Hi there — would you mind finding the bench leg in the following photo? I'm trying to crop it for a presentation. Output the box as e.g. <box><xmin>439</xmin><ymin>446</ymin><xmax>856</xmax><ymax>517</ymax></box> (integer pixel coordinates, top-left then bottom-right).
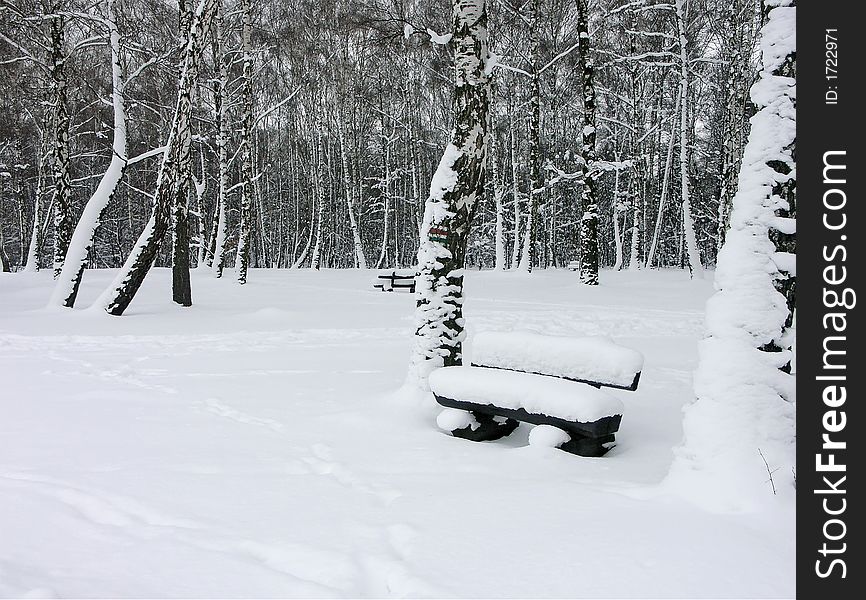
<box><xmin>557</xmin><ymin>433</ymin><xmax>616</xmax><ymax>457</ymax></box>
<box><xmin>449</xmin><ymin>412</ymin><xmax>519</xmax><ymax>442</ymax></box>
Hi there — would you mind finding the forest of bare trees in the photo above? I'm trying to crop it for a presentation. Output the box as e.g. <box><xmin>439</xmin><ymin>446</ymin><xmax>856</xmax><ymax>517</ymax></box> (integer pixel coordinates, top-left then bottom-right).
<box><xmin>1</xmin><ymin>0</ymin><xmax>763</xmax><ymax>293</ymax></box>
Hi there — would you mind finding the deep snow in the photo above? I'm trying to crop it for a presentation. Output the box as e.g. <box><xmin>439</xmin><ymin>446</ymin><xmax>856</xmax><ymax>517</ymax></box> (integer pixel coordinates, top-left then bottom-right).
<box><xmin>0</xmin><ymin>268</ymin><xmax>794</xmax><ymax>598</ymax></box>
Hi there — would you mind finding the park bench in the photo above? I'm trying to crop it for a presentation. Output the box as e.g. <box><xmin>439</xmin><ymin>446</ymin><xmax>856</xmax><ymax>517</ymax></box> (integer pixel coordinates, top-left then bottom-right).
<box><xmin>373</xmin><ymin>268</ymin><xmax>417</xmax><ymax>293</ymax></box>
<box><xmin>429</xmin><ymin>331</ymin><xmax>644</xmax><ymax>457</ymax></box>
<box><xmin>566</xmin><ymin>260</ymin><xmax>580</xmax><ymax>271</ymax></box>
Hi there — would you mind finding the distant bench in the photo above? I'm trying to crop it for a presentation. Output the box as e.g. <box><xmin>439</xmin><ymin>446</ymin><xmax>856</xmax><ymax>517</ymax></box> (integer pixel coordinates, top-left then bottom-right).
<box><xmin>429</xmin><ymin>332</ymin><xmax>644</xmax><ymax>457</ymax></box>
<box><xmin>373</xmin><ymin>269</ymin><xmax>417</xmax><ymax>293</ymax></box>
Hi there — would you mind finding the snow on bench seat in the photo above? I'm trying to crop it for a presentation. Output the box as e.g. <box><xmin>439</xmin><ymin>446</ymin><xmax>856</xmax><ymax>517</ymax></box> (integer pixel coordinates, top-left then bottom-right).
<box><xmin>429</xmin><ymin>366</ymin><xmax>624</xmax><ymax>424</ymax></box>
<box><xmin>471</xmin><ymin>331</ymin><xmax>644</xmax><ymax>390</ymax></box>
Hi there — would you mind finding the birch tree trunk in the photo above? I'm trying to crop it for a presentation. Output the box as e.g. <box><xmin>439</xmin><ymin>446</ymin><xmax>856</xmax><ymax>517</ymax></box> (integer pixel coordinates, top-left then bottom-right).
<box><xmin>171</xmin><ymin>0</ymin><xmax>195</xmax><ymax>305</ymax></box>
<box><xmin>236</xmin><ymin>0</ymin><xmax>255</xmax><ymax>284</ymax></box>
<box><xmin>24</xmin><ymin>149</ymin><xmax>46</xmax><ymax>272</ymax></box>
<box><xmin>577</xmin><ymin>0</ymin><xmax>599</xmax><ymax>285</ymax></box>
<box><xmin>508</xmin><ymin>101</ymin><xmax>522</xmax><ymax>269</ymax></box>
<box><xmin>50</xmin><ymin>0</ymin><xmax>128</xmax><ymax>308</ymax></box>
<box><xmin>193</xmin><ymin>151</ymin><xmax>207</xmax><ymax>267</ymax></box>
<box><xmin>612</xmin><ymin>160</ymin><xmax>623</xmax><ymax>271</ymax></box>
<box><xmin>518</xmin><ymin>0</ymin><xmax>541</xmax><ymax>273</ymax></box>
<box><xmin>49</xmin><ymin>12</ymin><xmax>72</xmax><ymax>279</ymax></box>
<box><xmin>409</xmin><ymin>0</ymin><xmax>490</xmax><ymax>389</ymax></box>
<box><xmin>211</xmin><ymin>0</ymin><xmax>229</xmax><ymax>278</ymax></box>
<box><xmin>490</xmin><ymin>125</ymin><xmax>505</xmax><ymax>270</ymax></box>
<box><xmin>338</xmin><ymin>117</ymin><xmax>367</xmax><ymax>269</ymax></box>
<box><xmin>376</xmin><ymin>114</ymin><xmax>390</xmax><ymax>269</ymax></box>
<box><xmin>675</xmin><ymin>0</ymin><xmax>702</xmax><ymax>278</ymax></box>
<box><xmin>310</xmin><ymin>116</ymin><xmax>325</xmax><ymax>271</ymax></box>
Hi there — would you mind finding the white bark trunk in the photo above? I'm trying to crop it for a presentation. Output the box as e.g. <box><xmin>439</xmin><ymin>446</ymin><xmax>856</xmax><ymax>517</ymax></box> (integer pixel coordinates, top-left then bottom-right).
<box><xmin>49</xmin><ymin>0</ymin><xmax>127</xmax><ymax>307</ymax></box>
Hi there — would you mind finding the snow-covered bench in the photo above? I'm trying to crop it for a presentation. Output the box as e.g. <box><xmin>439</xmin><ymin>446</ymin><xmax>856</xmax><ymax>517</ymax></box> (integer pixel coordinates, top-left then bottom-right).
<box><xmin>373</xmin><ymin>268</ymin><xmax>417</xmax><ymax>293</ymax></box>
<box><xmin>429</xmin><ymin>332</ymin><xmax>644</xmax><ymax>457</ymax></box>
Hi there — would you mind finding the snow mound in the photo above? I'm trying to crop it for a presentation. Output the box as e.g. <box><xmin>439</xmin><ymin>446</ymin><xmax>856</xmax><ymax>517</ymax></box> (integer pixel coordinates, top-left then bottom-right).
<box><xmin>471</xmin><ymin>331</ymin><xmax>643</xmax><ymax>388</ymax></box>
<box><xmin>528</xmin><ymin>425</ymin><xmax>571</xmax><ymax>448</ymax></box>
<box><xmin>429</xmin><ymin>366</ymin><xmax>623</xmax><ymax>422</ymax></box>
<box><xmin>436</xmin><ymin>408</ymin><xmax>479</xmax><ymax>432</ymax></box>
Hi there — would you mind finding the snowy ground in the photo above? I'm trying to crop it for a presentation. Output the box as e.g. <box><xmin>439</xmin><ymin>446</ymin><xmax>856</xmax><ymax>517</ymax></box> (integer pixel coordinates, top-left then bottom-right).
<box><xmin>0</xmin><ymin>268</ymin><xmax>794</xmax><ymax>598</ymax></box>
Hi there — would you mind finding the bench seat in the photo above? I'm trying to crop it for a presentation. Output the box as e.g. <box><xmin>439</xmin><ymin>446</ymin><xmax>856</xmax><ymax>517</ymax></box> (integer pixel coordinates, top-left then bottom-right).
<box><xmin>471</xmin><ymin>332</ymin><xmax>643</xmax><ymax>390</ymax></box>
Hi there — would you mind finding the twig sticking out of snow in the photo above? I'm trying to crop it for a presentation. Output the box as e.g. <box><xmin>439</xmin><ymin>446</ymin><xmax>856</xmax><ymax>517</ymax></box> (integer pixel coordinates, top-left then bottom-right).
<box><xmin>758</xmin><ymin>448</ymin><xmax>780</xmax><ymax>496</ymax></box>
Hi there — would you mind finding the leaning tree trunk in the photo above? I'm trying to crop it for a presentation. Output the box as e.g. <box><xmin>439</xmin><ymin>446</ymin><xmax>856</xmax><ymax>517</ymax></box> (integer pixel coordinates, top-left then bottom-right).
<box><xmin>94</xmin><ymin>0</ymin><xmax>218</xmax><ymax>315</ymax></box>
<box><xmin>235</xmin><ymin>0</ymin><xmax>255</xmax><ymax>284</ymax></box>
<box><xmin>50</xmin><ymin>0</ymin><xmax>128</xmax><ymax>308</ymax></box>
<box><xmin>409</xmin><ymin>0</ymin><xmax>491</xmax><ymax>389</ymax></box>
<box><xmin>675</xmin><ymin>0</ymin><xmax>702</xmax><ymax>278</ymax></box>
<box><xmin>577</xmin><ymin>0</ymin><xmax>599</xmax><ymax>285</ymax></box>
<box><xmin>645</xmin><ymin>86</ymin><xmax>680</xmax><ymax>269</ymax></box>
<box><xmin>49</xmin><ymin>12</ymin><xmax>72</xmax><ymax>279</ymax></box>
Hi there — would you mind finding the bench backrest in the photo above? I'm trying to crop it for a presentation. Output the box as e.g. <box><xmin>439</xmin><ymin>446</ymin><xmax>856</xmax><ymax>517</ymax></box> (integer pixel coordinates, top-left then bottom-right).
<box><xmin>470</xmin><ymin>331</ymin><xmax>643</xmax><ymax>391</ymax></box>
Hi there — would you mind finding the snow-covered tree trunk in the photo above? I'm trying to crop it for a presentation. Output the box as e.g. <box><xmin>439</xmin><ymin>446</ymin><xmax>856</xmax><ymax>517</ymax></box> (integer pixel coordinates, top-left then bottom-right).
<box><xmin>577</xmin><ymin>0</ymin><xmax>599</xmax><ymax>285</ymax></box>
<box><xmin>338</xmin><ymin>118</ymin><xmax>367</xmax><ymax>269</ymax></box>
<box><xmin>49</xmin><ymin>13</ymin><xmax>72</xmax><ymax>279</ymax></box>
<box><xmin>94</xmin><ymin>0</ymin><xmax>218</xmax><ymax>315</ymax></box>
<box><xmin>49</xmin><ymin>0</ymin><xmax>128</xmax><ymax>308</ymax></box>
<box><xmin>235</xmin><ymin>0</ymin><xmax>254</xmax><ymax>284</ymax></box>
<box><xmin>675</xmin><ymin>0</ymin><xmax>702</xmax><ymax>279</ymax></box>
<box><xmin>211</xmin><ymin>0</ymin><xmax>229</xmax><ymax>278</ymax></box>
<box><xmin>408</xmin><ymin>0</ymin><xmax>490</xmax><ymax>389</ymax></box>
<box><xmin>172</xmin><ymin>0</ymin><xmax>195</xmax><ymax>305</ymax></box>
<box><xmin>667</xmin><ymin>0</ymin><xmax>796</xmax><ymax>510</ymax></box>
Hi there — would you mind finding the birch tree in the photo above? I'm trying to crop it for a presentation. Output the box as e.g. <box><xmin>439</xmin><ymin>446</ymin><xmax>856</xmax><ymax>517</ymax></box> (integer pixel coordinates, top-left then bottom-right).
<box><xmin>235</xmin><ymin>0</ymin><xmax>255</xmax><ymax>284</ymax></box>
<box><xmin>674</xmin><ymin>0</ymin><xmax>702</xmax><ymax>278</ymax></box>
<box><xmin>576</xmin><ymin>0</ymin><xmax>598</xmax><ymax>285</ymax></box>
<box><xmin>409</xmin><ymin>0</ymin><xmax>490</xmax><ymax>388</ymax></box>
<box><xmin>94</xmin><ymin>0</ymin><xmax>219</xmax><ymax>315</ymax></box>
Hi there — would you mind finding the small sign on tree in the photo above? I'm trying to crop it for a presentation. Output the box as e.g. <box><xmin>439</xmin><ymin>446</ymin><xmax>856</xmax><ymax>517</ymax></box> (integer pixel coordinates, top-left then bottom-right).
<box><xmin>429</xmin><ymin>227</ymin><xmax>449</xmax><ymax>244</ymax></box>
